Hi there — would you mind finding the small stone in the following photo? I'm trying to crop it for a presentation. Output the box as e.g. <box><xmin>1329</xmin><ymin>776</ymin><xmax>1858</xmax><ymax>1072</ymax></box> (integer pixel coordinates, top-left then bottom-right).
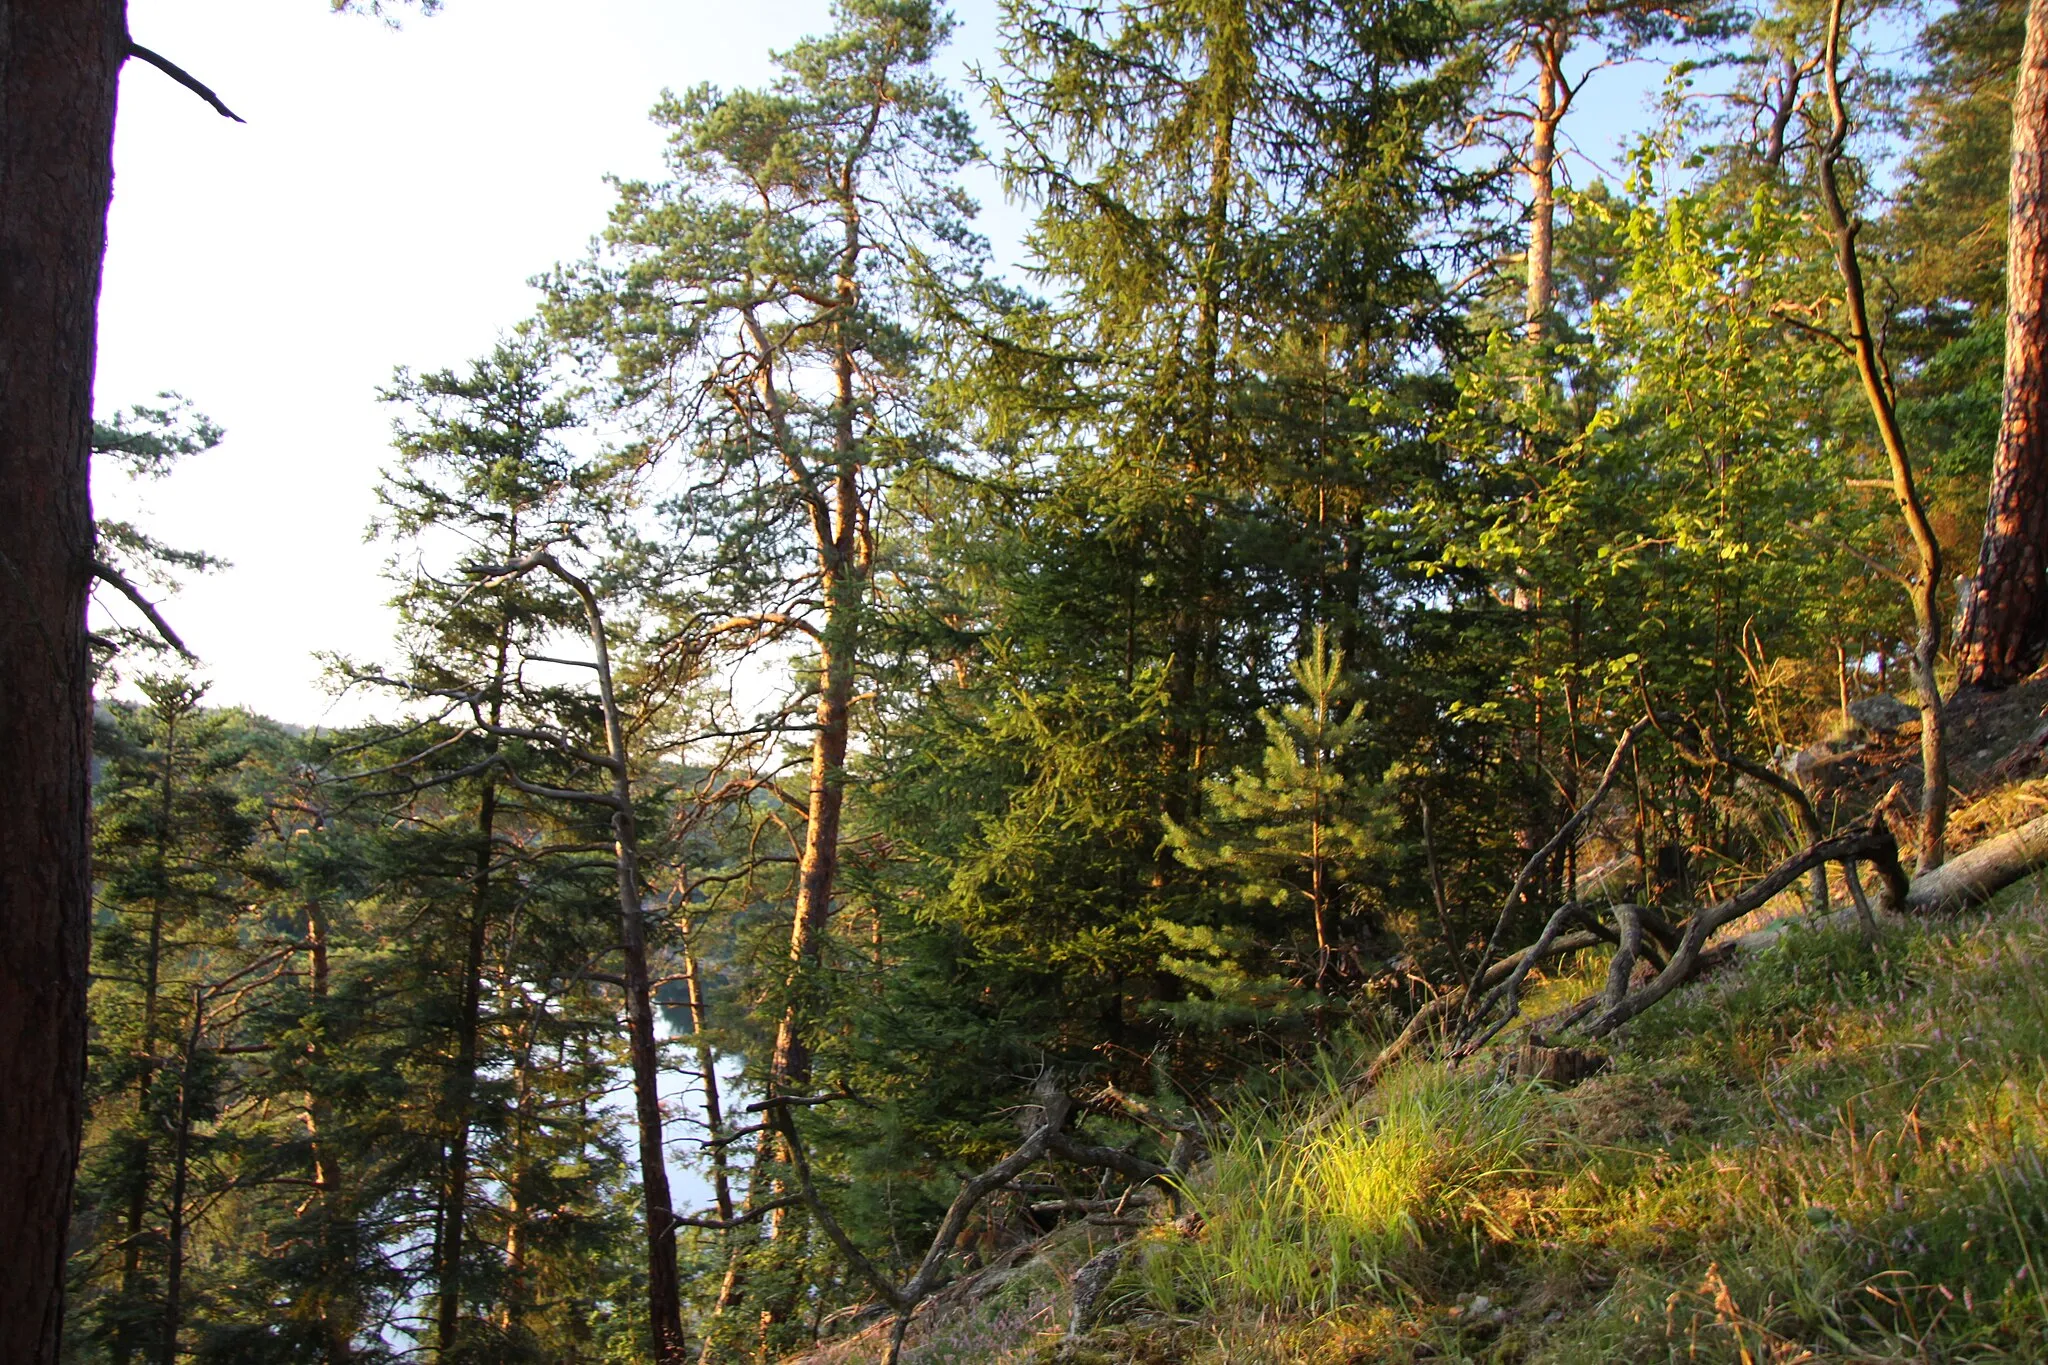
<box><xmin>1066</xmin><ymin>1242</ymin><xmax>1128</xmax><ymax>1337</ymax></box>
<box><xmin>1847</xmin><ymin>695</ymin><xmax>1919</xmax><ymax>733</ymax></box>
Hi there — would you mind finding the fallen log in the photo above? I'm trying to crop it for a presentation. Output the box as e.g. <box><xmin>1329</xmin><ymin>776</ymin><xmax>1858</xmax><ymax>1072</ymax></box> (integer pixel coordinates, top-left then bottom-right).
<box><xmin>1905</xmin><ymin>812</ymin><xmax>2048</xmax><ymax>913</ymax></box>
<box><xmin>1370</xmin><ymin>811</ymin><xmax>2048</xmax><ymax>1081</ymax></box>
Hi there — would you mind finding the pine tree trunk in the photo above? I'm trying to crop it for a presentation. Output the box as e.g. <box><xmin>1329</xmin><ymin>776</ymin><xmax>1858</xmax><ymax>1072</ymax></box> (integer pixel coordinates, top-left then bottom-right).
<box><xmin>769</xmin><ymin>180</ymin><xmax>867</xmax><ymax>1098</ymax></box>
<box><xmin>433</xmin><ymin>611</ymin><xmax>513</xmax><ymax>1357</ymax></box>
<box><xmin>1957</xmin><ymin>0</ymin><xmax>2048</xmax><ymax>689</ymax></box>
<box><xmin>302</xmin><ymin>896</ymin><xmax>355</xmax><ymax>1364</ymax></box>
<box><xmin>681</xmin><ymin>925</ymin><xmax>733</xmax><ymax>1221</ymax></box>
<box><xmin>158</xmin><ymin>1002</ymin><xmax>201</xmax><ymax>1365</ymax></box>
<box><xmin>120</xmin><ymin>701</ymin><xmax>180</xmax><ymax>1356</ymax></box>
<box><xmin>617</xmin><ymin>858</ymin><xmax>687</xmax><ymax>1364</ymax></box>
<box><xmin>551</xmin><ymin>562</ymin><xmax>688</xmax><ymax>1364</ymax></box>
<box><xmin>0</xmin><ymin>5</ymin><xmax>125</xmax><ymax>1360</ymax></box>
<box><xmin>770</xmin><ymin>612</ymin><xmax>853</xmax><ymax>1091</ymax></box>
<box><xmin>431</xmin><ymin>773</ymin><xmax>496</xmax><ymax>1357</ymax></box>
<box><xmin>501</xmin><ymin>1062</ymin><xmax>530</xmax><ymax>1334</ymax></box>
<box><xmin>1526</xmin><ymin>40</ymin><xmax>1562</xmax><ymax>343</ymax></box>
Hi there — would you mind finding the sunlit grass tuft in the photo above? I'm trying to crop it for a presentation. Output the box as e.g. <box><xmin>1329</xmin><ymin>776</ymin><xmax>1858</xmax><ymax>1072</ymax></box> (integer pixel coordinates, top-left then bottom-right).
<box><xmin>1137</xmin><ymin>1059</ymin><xmax>1541</xmax><ymax>1322</ymax></box>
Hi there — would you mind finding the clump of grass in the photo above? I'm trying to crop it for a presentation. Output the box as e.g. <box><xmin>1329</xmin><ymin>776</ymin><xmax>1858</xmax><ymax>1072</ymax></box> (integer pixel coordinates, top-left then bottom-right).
<box><xmin>1137</xmin><ymin>1059</ymin><xmax>1541</xmax><ymax>1321</ymax></box>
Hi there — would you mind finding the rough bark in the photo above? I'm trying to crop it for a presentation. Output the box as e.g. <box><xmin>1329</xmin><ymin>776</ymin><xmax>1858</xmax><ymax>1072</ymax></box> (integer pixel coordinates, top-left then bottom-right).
<box><xmin>770</xmin><ymin>604</ymin><xmax>854</xmax><ymax>1091</ymax></box>
<box><xmin>1957</xmin><ymin>0</ymin><xmax>2048</xmax><ymax>688</ymax></box>
<box><xmin>0</xmin><ymin>4</ymin><xmax>126</xmax><ymax>1359</ymax></box>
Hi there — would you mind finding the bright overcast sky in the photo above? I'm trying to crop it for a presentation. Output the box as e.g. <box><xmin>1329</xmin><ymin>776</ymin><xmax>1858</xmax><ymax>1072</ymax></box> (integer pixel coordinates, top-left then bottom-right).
<box><xmin>96</xmin><ymin>0</ymin><xmax>1023</xmax><ymax>726</ymax></box>
<box><xmin>95</xmin><ymin>0</ymin><xmax>1664</xmax><ymax>727</ymax></box>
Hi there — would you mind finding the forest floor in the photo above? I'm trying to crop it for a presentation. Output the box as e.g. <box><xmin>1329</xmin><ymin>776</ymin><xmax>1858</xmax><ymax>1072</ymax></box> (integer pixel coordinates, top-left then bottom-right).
<box><xmin>791</xmin><ymin>691</ymin><xmax>2048</xmax><ymax>1364</ymax></box>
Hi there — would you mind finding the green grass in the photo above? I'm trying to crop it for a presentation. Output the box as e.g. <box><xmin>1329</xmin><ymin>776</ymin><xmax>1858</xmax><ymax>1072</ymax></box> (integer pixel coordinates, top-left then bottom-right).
<box><xmin>1133</xmin><ymin>1060</ymin><xmax>1540</xmax><ymax>1322</ymax></box>
<box><xmin>1095</xmin><ymin>896</ymin><xmax>2048</xmax><ymax>1362</ymax></box>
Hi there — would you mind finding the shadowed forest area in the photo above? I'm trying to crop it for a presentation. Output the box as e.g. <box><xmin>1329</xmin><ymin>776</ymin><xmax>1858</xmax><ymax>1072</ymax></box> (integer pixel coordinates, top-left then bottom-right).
<box><xmin>32</xmin><ymin>0</ymin><xmax>2048</xmax><ymax>1359</ymax></box>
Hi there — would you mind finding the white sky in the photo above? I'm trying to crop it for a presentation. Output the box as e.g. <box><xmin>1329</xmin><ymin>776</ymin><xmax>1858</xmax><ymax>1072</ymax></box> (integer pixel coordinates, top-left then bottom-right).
<box><xmin>94</xmin><ymin>0</ymin><xmax>1668</xmax><ymax>727</ymax></box>
<box><xmin>95</xmin><ymin>0</ymin><xmax>1022</xmax><ymax>724</ymax></box>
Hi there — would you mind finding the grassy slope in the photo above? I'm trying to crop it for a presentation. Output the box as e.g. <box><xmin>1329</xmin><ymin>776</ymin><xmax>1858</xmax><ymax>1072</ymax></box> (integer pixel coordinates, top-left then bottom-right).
<box><xmin>852</xmin><ymin>880</ymin><xmax>2048</xmax><ymax>1364</ymax></box>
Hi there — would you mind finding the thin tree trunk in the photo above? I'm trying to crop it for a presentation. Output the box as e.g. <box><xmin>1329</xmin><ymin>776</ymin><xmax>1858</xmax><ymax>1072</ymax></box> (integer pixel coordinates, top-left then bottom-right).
<box><xmin>1762</xmin><ymin>52</ymin><xmax>1805</xmax><ymax>170</ymax></box>
<box><xmin>1957</xmin><ymin>0</ymin><xmax>2048</xmax><ymax>688</ymax></box>
<box><xmin>545</xmin><ymin>562</ymin><xmax>688</xmax><ymax>1364</ymax></box>
<box><xmin>121</xmin><ymin>700</ymin><xmax>180</xmax><ymax>1351</ymax></box>
<box><xmin>501</xmin><ymin>1044</ymin><xmax>532</xmax><ymax>1333</ymax></box>
<box><xmin>1819</xmin><ymin>0</ymin><xmax>1950</xmax><ymax>871</ymax></box>
<box><xmin>302</xmin><ymin>895</ymin><xmax>354</xmax><ymax>1364</ymax></box>
<box><xmin>1418</xmin><ymin>793</ymin><xmax>1470</xmax><ymax>993</ymax></box>
<box><xmin>158</xmin><ymin>998</ymin><xmax>202</xmax><ymax>1365</ymax></box>
<box><xmin>1526</xmin><ymin>29</ymin><xmax>1566</xmax><ymax>343</ymax></box>
<box><xmin>432</xmin><ymin>736</ymin><xmax>502</xmax><ymax>1356</ymax></box>
<box><xmin>681</xmin><ymin>921</ymin><xmax>733</xmax><ymax>1221</ymax></box>
<box><xmin>0</xmin><ymin>8</ymin><xmax>124</xmax><ymax>1355</ymax></box>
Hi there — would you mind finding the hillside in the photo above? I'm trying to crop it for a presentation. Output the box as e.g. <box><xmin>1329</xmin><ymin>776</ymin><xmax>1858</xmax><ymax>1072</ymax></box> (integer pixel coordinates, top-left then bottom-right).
<box><xmin>790</xmin><ymin>736</ymin><xmax>2048</xmax><ymax>1364</ymax></box>
<box><xmin>800</xmin><ymin>898</ymin><xmax>2048</xmax><ymax>1364</ymax></box>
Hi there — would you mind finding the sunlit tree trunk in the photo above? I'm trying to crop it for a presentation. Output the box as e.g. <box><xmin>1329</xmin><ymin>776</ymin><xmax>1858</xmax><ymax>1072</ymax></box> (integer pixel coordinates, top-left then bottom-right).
<box><xmin>301</xmin><ymin>892</ymin><xmax>355</xmax><ymax>1364</ymax></box>
<box><xmin>1957</xmin><ymin>0</ymin><xmax>2048</xmax><ymax>688</ymax></box>
<box><xmin>768</xmin><ymin>179</ymin><xmax>869</xmax><ymax>1100</ymax></box>
<box><xmin>1525</xmin><ymin>24</ymin><xmax>1569</xmax><ymax>342</ymax></box>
